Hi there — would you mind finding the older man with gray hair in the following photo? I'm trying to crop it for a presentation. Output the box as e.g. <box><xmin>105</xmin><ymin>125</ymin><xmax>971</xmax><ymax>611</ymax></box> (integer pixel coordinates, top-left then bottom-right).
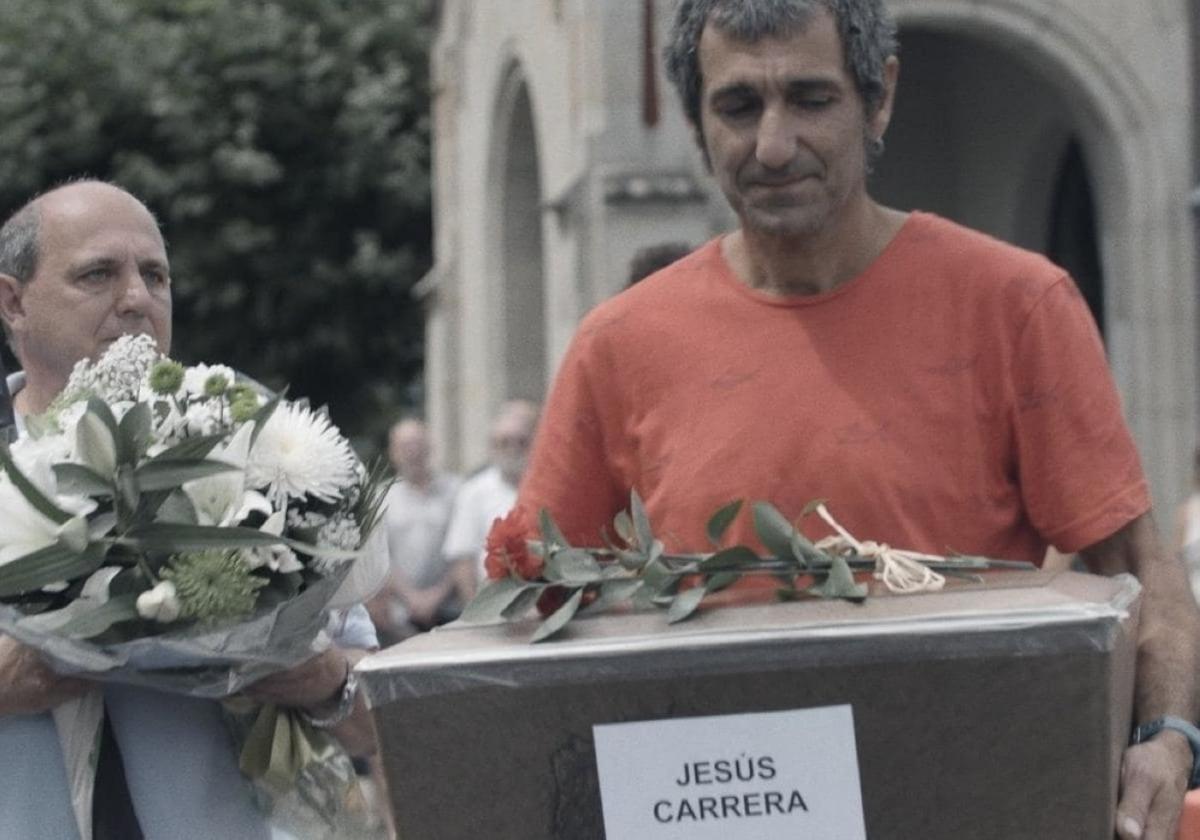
<box><xmin>516</xmin><ymin>2</ymin><xmax>1200</xmax><ymax>838</ymax></box>
<box><xmin>0</xmin><ymin>180</ymin><xmax>379</xmax><ymax>839</ymax></box>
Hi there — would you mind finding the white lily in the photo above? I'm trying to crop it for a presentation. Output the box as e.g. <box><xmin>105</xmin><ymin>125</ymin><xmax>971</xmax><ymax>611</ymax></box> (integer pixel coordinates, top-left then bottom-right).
<box><xmin>240</xmin><ymin>509</ymin><xmax>302</xmax><ymax>573</ymax></box>
<box><xmin>0</xmin><ymin>452</ymin><xmax>97</xmax><ymax>566</ymax></box>
<box><xmin>182</xmin><ymin>422</ymin><xmax>269</xmax><ymax>526</ymax></box>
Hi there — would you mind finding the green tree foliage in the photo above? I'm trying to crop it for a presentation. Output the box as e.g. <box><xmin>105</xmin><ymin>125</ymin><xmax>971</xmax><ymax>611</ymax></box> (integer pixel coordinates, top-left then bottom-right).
<box><xmin>0</xmin><ymin>0</ymin><xmax>432</xmax><ymax>449</ymax></box>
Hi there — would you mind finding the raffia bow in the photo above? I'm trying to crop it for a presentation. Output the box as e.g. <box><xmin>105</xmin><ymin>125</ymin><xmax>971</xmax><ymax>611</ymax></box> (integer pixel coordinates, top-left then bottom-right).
<box><xmin>811</xmin><ymin>502</ymin><xmax>946</xmax><ymax>594</ymax></box>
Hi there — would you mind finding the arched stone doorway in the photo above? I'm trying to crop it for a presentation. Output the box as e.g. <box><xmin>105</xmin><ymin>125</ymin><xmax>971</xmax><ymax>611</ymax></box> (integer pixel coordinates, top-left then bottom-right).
<box><xmin>489</xmin><ymin>63</ymin><xmax>547</xmax><ymax>406</ymax></box>
<box><xmin>874</xmin><ymin>27</ymin><xmax>1105</xmax><ymax>333</ymax></box>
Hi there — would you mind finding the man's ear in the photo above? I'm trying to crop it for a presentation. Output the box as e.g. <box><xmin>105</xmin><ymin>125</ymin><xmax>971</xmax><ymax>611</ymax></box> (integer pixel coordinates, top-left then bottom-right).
<box><xmin>690</xmin><ymin>120</ymin><xmax>713</xmax><ymax>174</ymax></box>
<box><xmin>869</xmin><ymin>55</ymin><xmax>901</xmax><ymax>142</ymax></box>
<box><xmin>0</xmin><ymin>273</ymin><xmax>26</xmax><ymax>335</ymax></box>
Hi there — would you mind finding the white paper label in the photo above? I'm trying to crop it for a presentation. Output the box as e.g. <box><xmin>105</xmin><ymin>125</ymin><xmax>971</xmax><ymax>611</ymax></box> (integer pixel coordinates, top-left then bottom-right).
<box><xmin>592</xmin><ymin>705</ymin><xmax>866</xmax><ymax>840</ymax></box>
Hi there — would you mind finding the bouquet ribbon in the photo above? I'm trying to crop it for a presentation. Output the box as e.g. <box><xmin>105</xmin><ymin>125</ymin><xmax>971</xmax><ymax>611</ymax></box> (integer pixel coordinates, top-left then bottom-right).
<box><xmin>238</xmin><ymin>703</ymin><xmax>339</xmax><ymax>795</ymax></box>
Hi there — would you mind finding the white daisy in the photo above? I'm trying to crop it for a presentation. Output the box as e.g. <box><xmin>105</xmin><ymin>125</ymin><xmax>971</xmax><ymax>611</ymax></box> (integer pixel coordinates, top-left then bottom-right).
<box><xmin>246</xmin><ymin>403</ymin><xmax>358</xmax><ymax>504</ymax></box>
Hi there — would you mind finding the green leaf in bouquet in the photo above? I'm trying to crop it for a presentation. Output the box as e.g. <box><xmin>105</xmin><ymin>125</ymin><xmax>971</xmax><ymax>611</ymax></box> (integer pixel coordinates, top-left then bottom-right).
<box><xmin>56</xmin><ymin>593</ymin><xmax>140</xmax><ymax>639</ymax></box>
<box><xmin>134</xmin><ymin>458</ymin><xmax>239</xmax><ymax>493</ymax></box>
<box><xmin>705</xmin><ymin>499</ymin><xmax>744</xmax><ymax>547</ymax></box>
<box><xmin>460</xmin><ymin>577</ymin><xmax>541</xmax><ymax>624</ymax></box>
<box><xmin>583</xmin><ymin>577</ymin><xmax>642</xmax><ymax>614</ymax></box>
<box><xmin>152</xmin><ymin>490</ymin><xmax>199</xmax><ymax>525</ymax></box>
<box><xmin>75</xmin><ymin>408</ymin><xmax>118</xmax><ymax>477</ymax></box>
<box><xmin>630</xmin><ymin>489</ymin><xmax>654</xmax><ymax>551</ymax></box>
<box><xmin>52</xmin><ymin>463</ymin><xmax>114</xmax><ymax>498</ymax></box>
<box><xmin>543</xmin><ymin>548</ymin><xmax>603</xmax><ymax>585</ymax></box>
<box><xmin>808</xmin><ymin>555</ymin><xmax>868</xmax><ymax>603</ymax></box>
<box><xmin>117</xmin><ymin>402</ymin><xmax>154</xmax><ymax>465</ymax></box>
<box><xmin>120</xmin><ymin>523</ymin><xmax>287</xmax><ymax>553</ymax></box>
<box><xmin>115</xmin><ymin>465</ymin><xmax>140</xmax><ymax>521</ymax></box>
<box><xmin>699</xmin><ymin>545</ymin><xmax>760</xmax><ymax>573</ymax></box>
<box><xmin>150</xmin><ymin>434</ymin><xmax>225</xmax><ymax>462</ymax></box>
<box><xmin>538</xmin><ymin>509</ymin><xmax>570</xmax><ymax>551</ymax></box>
<box><xmin>752</xmin><ymin>502</ymin><xmax>801</xmax><ymax>566</ymax></box>
<box><xmin>0</xmin><ymin>542</ymin><xmax>105</xmax><ymax>598</ymax></box>
<box><xmin>531</xmin><ymin>587</ymin><xmax>584</xmax><ymax>643</ymax></box>
<box><xmin>666</xmin><ymin>585</ymin><xmax>707</xmax><ymax>624</ymax></box>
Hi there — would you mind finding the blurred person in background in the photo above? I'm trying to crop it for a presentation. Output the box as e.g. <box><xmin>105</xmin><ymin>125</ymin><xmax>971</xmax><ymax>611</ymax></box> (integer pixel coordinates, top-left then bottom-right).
<box><xmin>367</xmin><ymin>417</ymin><xmax>461</xmax><ymax>647</ymax></box>
<box><xmin>1173</xmin><ymin>445</ymin><xmax>1200</xmax><ymax>604</ymax></box>
<box><xmin>444</xmin><ymin>399</ymin><xmax>539</xmax><ymax>603</ymax></box>
<box><xmin>626</xmin><ymin>242</ymin><xmax>695</xmax><ymax>288</ymax></box>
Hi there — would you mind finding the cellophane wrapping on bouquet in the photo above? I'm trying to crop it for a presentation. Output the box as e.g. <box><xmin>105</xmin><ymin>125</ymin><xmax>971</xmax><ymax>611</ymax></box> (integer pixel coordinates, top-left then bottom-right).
<box><xmin>0</xmin><ymin>334</ymin><xmax>389</xmax><ymax>839</ymax></box>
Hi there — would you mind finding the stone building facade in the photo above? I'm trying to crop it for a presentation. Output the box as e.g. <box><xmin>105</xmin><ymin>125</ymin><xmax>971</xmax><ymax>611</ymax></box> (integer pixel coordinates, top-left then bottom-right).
<box><xmin>424</xmin><ymin>0</ymin><xmax>1198</xmax><ymax>517</ymax></box>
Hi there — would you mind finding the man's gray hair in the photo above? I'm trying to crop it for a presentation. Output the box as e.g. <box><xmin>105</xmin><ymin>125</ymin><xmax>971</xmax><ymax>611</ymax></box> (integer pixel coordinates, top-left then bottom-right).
<box><xmin>664</xmin><ymin>0</ymin><xmax>899</xmax><ymax>130</ymax></box>
<box><xmin>0</xmin><ymin>202</ymin><xmax>40</xmax><ymax>285</ymax></box>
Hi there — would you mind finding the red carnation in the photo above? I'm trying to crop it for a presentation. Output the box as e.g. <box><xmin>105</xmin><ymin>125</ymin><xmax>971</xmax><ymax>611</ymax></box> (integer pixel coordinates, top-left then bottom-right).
<box><xmin>484</xmin><ymin>507</ymin><xmax>542</xmax><ymax>581</ymax></box>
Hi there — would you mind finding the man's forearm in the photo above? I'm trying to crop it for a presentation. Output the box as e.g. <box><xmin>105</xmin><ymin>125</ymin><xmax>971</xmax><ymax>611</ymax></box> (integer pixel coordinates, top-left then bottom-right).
<box><xmin>1082</xmin><ymin>512</ymin><xmax>1200</xmax><ymax>722</ymax></box>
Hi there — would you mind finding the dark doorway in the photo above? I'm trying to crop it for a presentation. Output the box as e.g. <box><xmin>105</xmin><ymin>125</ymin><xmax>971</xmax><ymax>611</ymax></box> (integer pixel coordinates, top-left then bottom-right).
<box><xmin>1047</xmin><ymin>140</ymin><xmax>1105</xmax><ymax>338</ymax></box>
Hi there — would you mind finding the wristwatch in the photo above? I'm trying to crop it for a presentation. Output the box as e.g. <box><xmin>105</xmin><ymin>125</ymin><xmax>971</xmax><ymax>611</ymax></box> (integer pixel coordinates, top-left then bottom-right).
<box><xmin>301</xmin><ymin>663</ymin><xmax>360</xmax><ymax>730</ymax></box>
<box><xmin>1131</xmin><ymin>716</ymin><xmax>1200</xmax><ymax>789</ymax></box>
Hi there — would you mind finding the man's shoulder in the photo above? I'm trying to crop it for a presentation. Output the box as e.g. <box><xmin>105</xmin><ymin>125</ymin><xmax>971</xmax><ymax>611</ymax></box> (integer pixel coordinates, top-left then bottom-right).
<box><xmin>905</xmin><ymin>212</ymin><xmax>1064</xmax><ymax>277</ymax></box>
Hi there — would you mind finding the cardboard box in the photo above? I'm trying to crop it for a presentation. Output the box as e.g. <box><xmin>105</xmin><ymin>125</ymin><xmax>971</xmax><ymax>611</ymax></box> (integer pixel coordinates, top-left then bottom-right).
<box><xmin>359</xmin><ymin>571</ymin><xmax>1139</xmax><ymax>839</ymax></box>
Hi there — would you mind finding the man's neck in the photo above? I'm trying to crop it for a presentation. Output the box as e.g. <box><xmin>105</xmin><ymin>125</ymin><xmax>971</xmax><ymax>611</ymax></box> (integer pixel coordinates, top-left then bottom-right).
<box><xmin>11</xmin><ymin>372</ymin><xmax>62</xmax><ymax>417</ymax></box>
<box><xmin>724</xmin><ymin>199</ymin><xmax>908</xmax><ymax>297</ymax></box>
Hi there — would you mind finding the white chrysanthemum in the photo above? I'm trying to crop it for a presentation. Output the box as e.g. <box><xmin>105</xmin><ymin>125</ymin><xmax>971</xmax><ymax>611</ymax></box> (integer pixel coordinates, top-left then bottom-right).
<box><xmin>182</xmin><ymin>363</ymin><xmax>237</xmax><ymax>399</ymax></box>
<box><xmin>246</xmin><ymin>403</ymin><xmax>358</xmax><ymax>504</ymax></box>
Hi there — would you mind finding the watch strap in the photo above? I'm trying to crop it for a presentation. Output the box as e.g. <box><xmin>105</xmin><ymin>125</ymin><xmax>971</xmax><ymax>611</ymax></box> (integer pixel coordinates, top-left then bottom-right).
<box><xmin>1131</xmin><ymin>716</ymin><xmax>1200</xmax><ymax>789</ymax></box>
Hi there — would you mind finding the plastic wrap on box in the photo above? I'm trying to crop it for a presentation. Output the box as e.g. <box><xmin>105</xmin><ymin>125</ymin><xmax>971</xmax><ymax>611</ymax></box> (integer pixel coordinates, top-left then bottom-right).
<box><xmin>359</xmin><ymin>571</ymin><xmax>1140</xmax><ymax>840</ymax></box>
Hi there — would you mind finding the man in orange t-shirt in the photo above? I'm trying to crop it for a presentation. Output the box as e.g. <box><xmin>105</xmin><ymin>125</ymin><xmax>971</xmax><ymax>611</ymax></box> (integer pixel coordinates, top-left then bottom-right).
<box><xmin>517</xmin><ymin>1</ymin><xmax>1200</xmax><ymax>838</ymax></box>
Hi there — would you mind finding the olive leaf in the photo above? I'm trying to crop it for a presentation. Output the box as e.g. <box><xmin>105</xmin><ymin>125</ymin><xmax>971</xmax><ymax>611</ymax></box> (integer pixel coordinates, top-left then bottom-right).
<box><xmin>705</xmin><ymin>499</ymin><xmax>744</xmax><ymax>547</ymax></box>
<box><xmin>460</xmin><ymin>577</ymin><xmax>540</xmax><ymax>624</ymax></box>
<box><xmin>809</xmin><ymin>555</ymin><xmax>868</xmax><ymax>602</ymax></box>
<box><xmin>544</xmin><ymin>548</ymin><xmax>604</xmax><ymax>585</ymax></box>
<box><xmin>531</xmin><ymin>588</ymin><xmax>585</xmax><ymax>643</ymax></box>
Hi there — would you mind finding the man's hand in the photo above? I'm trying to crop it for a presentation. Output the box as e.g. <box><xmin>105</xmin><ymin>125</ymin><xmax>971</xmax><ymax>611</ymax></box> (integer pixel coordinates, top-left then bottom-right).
<box><xmin>404</xmin><ymin>584</ymin><xmax>449</xmax><ymax>627</ymax></box>
<box><xmin>0</xmin><ymin>635</ymin><xmax>90</xmax><ymax>716</ymax></box>
<box><xmin>1116</xmin><ymin>734</ymin><xmax>1191</xmax><ymax>839</ymax></box>
<box><xmin>1080</xmin><ymin>512</ymin><xmax>1200</xmax><ymax>839</ymax></box>
<box><xmin>245</xmin><ymin>649</ymin><xmax>348</xmax><ymax>712</ymax></box>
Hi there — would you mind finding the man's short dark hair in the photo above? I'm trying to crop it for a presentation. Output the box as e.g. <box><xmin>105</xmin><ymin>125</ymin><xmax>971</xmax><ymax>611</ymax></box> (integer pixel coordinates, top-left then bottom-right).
<box><xmin>664</xmin><ymin>0</ymin><xmax>898</xmax><ymax>131</ymax></box>
<box><xmin>0</xmin><ymin>202</ymin><xmax>40</xmax><ymax>286</ymax></box>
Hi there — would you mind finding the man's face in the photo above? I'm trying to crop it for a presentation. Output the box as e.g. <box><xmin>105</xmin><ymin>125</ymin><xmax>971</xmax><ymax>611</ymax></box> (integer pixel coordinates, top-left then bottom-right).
<box><xmin>389</xmin><ymin>421</ymin><xmax>431</xmax><ymax>479</ymax></box>
<box><xmin>491</xmin><ymin>408</ymin><xmax>536</xmax><ymax>485</ymax></box>
<box><xmin>1</xmin><ymin>184</ymin><xmax>172</xmax><ymax>390</ymax></box>
<box><xmin>695</xmin><ymin>10</ymin><xmax>895</xmax><ymax>238</ymax></box>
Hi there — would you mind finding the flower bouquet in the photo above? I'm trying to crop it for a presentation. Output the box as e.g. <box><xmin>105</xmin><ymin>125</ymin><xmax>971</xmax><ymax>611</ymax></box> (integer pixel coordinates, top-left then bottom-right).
<box><xmin>0</xmin><ymin>334</ymin><xmax>389</xmax><ymax>837</ymax></box>
<box><xmin>462</xmin><ymin>493</ymin><xmax>1035</xmax><ymax>643</ymax></box>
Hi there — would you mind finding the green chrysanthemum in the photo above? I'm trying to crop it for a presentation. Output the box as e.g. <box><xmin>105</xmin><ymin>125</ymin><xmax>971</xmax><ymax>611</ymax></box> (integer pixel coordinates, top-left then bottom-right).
<box><xmin>162</xmin><ymin>550</ymin><xmax>268</xmax><ymax>621</ymax></box>
<box><xmin>204</xmin><ymin>373</ymin><xmax>231</xmax><ymax>397</ymax></box>
<box><xmin>230</xmin><ymin>396</ymin><xmax>260</xmax><ymax>423</ymax></box>
<box><xmin>149</xmin><ymin>360</ymin><xmax>185</xmax><ymax>395</ymax></box>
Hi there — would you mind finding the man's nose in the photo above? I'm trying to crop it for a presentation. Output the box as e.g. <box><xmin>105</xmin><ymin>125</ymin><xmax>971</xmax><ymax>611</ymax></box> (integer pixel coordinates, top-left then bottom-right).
<box><xmin>755</xmin><ymin>106</ymin><xmax>797</xmax><ymax>171</ymax></box>
<box><xmin>113</xmin><ymin>270</ymin><xmax>154</xmax><ymax>314</ymax></box>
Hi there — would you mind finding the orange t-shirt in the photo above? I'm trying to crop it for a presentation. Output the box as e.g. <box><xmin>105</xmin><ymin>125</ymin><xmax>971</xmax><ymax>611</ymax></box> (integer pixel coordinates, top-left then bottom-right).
<box><xmin>518</xmin><ymin>212</ymin><xmax>1149</xmax><ymax>564</ymax></box>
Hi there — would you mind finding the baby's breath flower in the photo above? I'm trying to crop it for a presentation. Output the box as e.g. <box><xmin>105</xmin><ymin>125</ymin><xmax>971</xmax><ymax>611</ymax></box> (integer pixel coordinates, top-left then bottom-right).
<box><xmin>149</xmin><ymin>360</ymin><xmax>185</xmax><ymax>395</ymax></box>
<box><xmin>162</xmin><ymin>550</ymin><xmax>268</xmax><ymax>622</ymax></box>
